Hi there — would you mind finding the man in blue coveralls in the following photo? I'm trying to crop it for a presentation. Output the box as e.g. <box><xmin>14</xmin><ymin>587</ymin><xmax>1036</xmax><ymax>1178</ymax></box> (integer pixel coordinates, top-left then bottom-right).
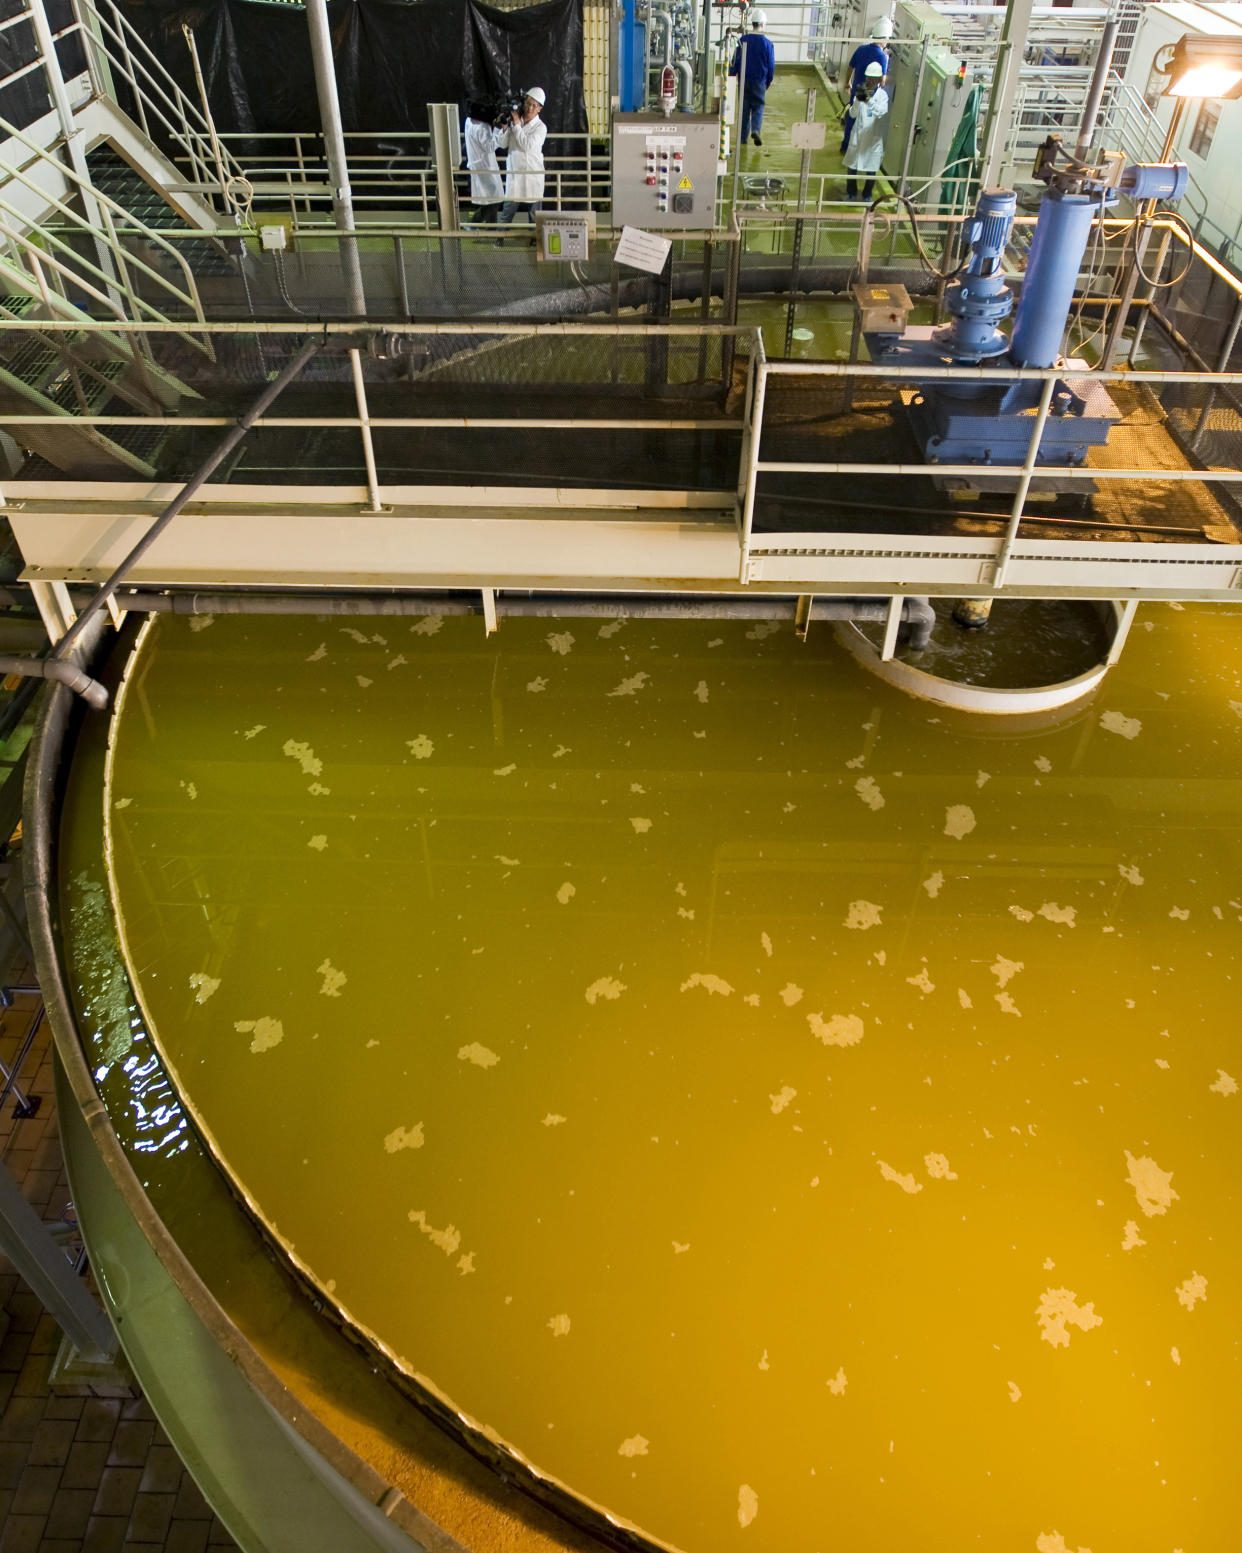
<box><xmin>840</xmin><ymin>14</ymin><xmax>891</xmax><ymax>154</ymax></box>
<box><xmin>729</xmin><ymin>10</ymin><xmax>776</xmax><ymax>148</ymax></box>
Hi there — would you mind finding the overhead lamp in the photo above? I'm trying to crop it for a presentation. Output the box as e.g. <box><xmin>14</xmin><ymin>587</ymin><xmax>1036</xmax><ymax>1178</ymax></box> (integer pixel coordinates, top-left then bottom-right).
<box><xmin>1160</xmin><ymin>33</ymin><xmax>1242</xmax><ymax>98</ymax></box>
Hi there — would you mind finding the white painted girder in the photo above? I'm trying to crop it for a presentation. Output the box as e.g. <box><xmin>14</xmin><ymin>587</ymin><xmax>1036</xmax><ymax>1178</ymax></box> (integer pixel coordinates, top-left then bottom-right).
<box><xmin>6</xmin><ymin>484</ymin><xmax>1242</xmax><ymax>601</ymax></box>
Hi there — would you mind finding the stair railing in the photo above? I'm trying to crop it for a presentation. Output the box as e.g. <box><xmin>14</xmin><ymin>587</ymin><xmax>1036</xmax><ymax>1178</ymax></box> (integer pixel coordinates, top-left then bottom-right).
<box><xmin>0</xmin><ymin>112</ymin><xmax>214</xmax><ymax>359</ymax></box>
<box><xmin>70</xmin><ymin>0</ymin><xmax>250</xmax><ymax>219</ymax></box>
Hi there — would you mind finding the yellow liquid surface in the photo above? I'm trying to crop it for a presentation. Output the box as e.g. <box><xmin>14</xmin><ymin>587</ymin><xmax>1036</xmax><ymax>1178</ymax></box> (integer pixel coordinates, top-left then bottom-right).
<box><xmin>102</xmin><ymin>609</ymin><xmax>1241</xmax><ymax>1553</ymax></box>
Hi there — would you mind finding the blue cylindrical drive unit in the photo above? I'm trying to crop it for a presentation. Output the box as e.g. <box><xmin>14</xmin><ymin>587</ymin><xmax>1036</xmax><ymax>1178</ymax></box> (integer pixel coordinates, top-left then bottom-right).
<box><xmin>1009</xmin><ymin>190</ymin><xmax>1098</xmax><ymax>368</ymax></box>
<box><xmin>1119</xmin><ymin>162</ymin><xmax>1190</xmax><ymax>202</ymax></box>
<box><xmin>942</xmin><ymin>188</ymin><xmax>1016</xmax><ymax>360</ymax></box>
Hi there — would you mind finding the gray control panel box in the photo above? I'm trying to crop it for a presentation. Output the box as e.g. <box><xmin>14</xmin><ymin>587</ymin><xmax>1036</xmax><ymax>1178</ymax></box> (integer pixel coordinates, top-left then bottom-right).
<box><xmin>611</xmin><ymin>112</ymin><xmax>719</xmax><ymax>230</ymax></box>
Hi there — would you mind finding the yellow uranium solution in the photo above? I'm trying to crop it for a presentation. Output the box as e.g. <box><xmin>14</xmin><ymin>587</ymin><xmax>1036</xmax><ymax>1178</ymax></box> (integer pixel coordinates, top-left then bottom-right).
<box><xmin>101</xmin><ymin>608</ymin><xmax>1241</xmax><ymax>1553</ymax></box>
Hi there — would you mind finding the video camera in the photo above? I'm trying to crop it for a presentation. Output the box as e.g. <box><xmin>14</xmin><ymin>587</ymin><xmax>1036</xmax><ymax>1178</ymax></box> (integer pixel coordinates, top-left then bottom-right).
<box><xmin>471</xmin><ymin>92</ymin><xmax>524</xmax><ymax>129</ymax></box>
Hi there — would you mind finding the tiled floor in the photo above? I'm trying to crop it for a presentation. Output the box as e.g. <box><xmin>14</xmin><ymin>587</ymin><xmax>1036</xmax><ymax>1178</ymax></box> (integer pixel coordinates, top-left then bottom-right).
<box><xmin>0</xmin><ymin>987</ymin><xmax>240</xmax><ymax>1553</ymax></box>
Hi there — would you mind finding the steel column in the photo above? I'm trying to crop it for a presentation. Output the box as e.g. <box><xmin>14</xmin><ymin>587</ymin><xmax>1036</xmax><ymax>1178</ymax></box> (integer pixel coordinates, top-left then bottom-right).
<box><xmin>305</xmin><ymin>0</ymin><xmax>366</xmax><ymax>316</ymax></box>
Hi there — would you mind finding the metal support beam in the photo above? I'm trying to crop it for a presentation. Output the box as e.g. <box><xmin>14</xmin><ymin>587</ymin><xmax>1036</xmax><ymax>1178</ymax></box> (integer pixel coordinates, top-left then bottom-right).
<box><xmin>29</xmin><ymin>580</ymin><xmax>77</xmax><ymax>645</ymax></box>
<box><xmin>348</xmin><ymin>347</ymin><xmax>384</xmax><ymax>513</ymax></box>
<box><xmin>429</xmin><ymin>102</ymin><xmax>464</xmax><ymax>298</ymax></box>
<box><xmin>305</xmin><ymin>0</ymin><xmax>366</xmax><ymax>316</ymax></box>
<box><xmin>992</xmin><ymin>374</ymin><xmax>1056</xmax><ymax>589</ymax></box>
<box><xmin>881</xmin><ymin>595</ymin><xmax>903</xmax><ymax>661</ymax></box>
<box><xmin>1106</xmin><ymin>598</ymin><xmax>1139</xmax><ymax>665</ymax></box>
<box><xmin>0</xmin><ymin>1155</ymin><xmax>119</xmax><ymax>1362</ymax></box>
<box><xmin>978</xmin><ymin>0</ymin><xmax>1036</xmax><ymax>188</ymax></box>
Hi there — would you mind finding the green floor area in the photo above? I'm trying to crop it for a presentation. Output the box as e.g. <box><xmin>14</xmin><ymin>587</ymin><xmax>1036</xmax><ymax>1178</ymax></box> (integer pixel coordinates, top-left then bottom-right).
<box><xmin>724</xmin><ymin>63</ymin><xmax>896</xmax><ymax>206</ymax></box>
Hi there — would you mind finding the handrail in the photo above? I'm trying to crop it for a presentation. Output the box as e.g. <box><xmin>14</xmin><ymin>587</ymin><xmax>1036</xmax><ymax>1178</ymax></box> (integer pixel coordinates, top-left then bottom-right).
<box><xmin>0</xmin><ymin>110</ymin><xmax>214</xmax><ymax>353</ymax></box>
<box><xmin>71</xmin><ymin>0</ymin><xmax>249</xmax><ymax>211</ymax></box>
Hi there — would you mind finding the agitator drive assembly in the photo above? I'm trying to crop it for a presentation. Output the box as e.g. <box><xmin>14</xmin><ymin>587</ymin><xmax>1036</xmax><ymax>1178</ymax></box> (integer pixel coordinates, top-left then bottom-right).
<box><xmin>862</xmin><ymin>139</ymin><xmax>1189</xmax><ymax>492</ymax></box>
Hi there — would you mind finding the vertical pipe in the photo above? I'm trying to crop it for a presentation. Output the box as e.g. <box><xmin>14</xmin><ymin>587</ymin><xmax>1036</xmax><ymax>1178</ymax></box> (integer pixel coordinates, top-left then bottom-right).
<box><xmin>305</xmin><ymin>0</ymin><xmax>365</xmax><ymax>316</ymax></box>
<box><xmin>992</xmin><ymin>373</ymin><xmax>1055</xmax><ymax>589</ymax></box>
<box><xmin>1074</xmin><ymin>17</ymin><xmax>1117</xmax><ymax>161</ymax></box>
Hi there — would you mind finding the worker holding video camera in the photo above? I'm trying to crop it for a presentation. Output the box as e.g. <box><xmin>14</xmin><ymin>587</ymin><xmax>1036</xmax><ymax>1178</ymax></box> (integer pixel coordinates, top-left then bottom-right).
<box><xmin>844</xmin><ymin>61</ymin><xmax>888</xmax><ymax>202</ymax></box>
<box><xmin>497</xmin><ymin>87</ymin><xmax>547</xmax><ymax>238</ymax></box>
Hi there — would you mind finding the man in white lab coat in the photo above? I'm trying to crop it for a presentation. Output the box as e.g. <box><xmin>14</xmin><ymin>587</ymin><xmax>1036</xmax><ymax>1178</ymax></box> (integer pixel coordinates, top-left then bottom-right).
<box><xmin>464</xmin><ymin>102</ymin><xmax>503</xmax><ymax>225</ymax></box>
<box><xmin>844</xmin><ymin>61</ymin><xmax>888</xmax><ymax>203</ymax></box>
<box><xmin>497</xmin><ymin>87</ymin><xmax>547</xmax><ymax>236</ymax></box>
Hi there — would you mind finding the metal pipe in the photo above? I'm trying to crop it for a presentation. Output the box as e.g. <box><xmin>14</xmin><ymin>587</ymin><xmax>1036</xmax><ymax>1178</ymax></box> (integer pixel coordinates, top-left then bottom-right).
<box><xmin>50</xmin><ymin>338</ymin><xmax>321</xmax><ymax>665</ymax></box>
<box><xmin>99</xmin><ymin>589</ymin><xmax>935</xmax><ymax>640</ymax></box>
<box><xmin>348</xmin><ymin>347</ymin><xmax>383</xmax><ymax>511</ymax></box>
<box><xmin>1074</xmin><ymin>17</ymin><xmax>1117</xmax><ymax>161</ymax></box>
<box><xmin>992</xmin><ymin>374</ymin><xmax>1057</xmax><ymax>589</ymax></box>
<box><xmin>739</xmin><ymin>354</ymin><xmax>769</xmax><ymax>578</ymax></box>
<box><xmin>0</xmin><ymin>653</ymin><xmax>108</xmax><ymax>709</ymax></box>
<box><xmin>676</xmin><ymin>59</ymin><xmax>694</xmax><ymax>111</ymax></box>
<box><xmin>305</xmin><ymin>0</ymin><xmax>366</xmax><ymax>316</ymax></box>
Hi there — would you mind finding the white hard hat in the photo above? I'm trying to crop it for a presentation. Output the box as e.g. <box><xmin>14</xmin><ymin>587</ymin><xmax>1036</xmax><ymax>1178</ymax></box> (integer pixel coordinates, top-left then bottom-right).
<box><xmin>872</xmin><ymin>14</ymin><xmax>894</xmax><ymax>38</ymax></box>
<box><xmin>525</xmin><ymin>86</ymin><xmax>546</xmax><ymax>106</ymax></box>
<box><xmin>750</xmin><ymin>8</ymin><xmax>766</xmax><ymax>26</ymax></box>
<box><xmin>864</xmin><ymin>60</ymin><xmax>884</xmax><ymax>77</ymax></box>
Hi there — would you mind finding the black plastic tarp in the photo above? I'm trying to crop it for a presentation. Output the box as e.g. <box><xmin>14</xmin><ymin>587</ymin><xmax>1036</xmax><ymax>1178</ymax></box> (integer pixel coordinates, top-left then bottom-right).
<box><xmin>112</xmin><ymin>0</ymin><xmax>585</xmax><ymax>138</ymax></box>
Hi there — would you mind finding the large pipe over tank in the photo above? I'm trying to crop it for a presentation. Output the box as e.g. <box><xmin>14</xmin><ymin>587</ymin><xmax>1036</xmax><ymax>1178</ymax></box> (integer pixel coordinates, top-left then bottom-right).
<box><xmin>96</xmin><ymin>590</ymin><xmax>937</xmax><ymax>650</ymax></box>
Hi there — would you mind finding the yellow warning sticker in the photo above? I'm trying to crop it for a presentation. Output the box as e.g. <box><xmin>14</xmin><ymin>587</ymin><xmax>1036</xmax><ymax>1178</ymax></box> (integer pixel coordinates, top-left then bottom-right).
<box><xmin>678</xmin><ymin>175</ymin><xmax>694</xmax><ymax>191</ymax></box>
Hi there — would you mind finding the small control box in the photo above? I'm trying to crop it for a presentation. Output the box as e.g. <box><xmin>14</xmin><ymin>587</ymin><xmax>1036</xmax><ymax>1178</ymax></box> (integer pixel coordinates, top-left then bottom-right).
<box><xmin>611</xmin><ymin>112</ymin><xmax>719</xmax><ymax>231</ymax></box>
<box><xmin>535</xmin><ymin>212</ymin><xmax>595</xmax><ymax>263</ymax></box>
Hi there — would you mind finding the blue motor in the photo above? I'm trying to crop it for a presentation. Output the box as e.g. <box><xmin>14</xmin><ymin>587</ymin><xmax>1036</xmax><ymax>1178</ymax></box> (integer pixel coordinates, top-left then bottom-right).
<box><xmin>938</xmin><ymin>188</ymin><xmax>1016</xmax><ymax>362</ymax></box>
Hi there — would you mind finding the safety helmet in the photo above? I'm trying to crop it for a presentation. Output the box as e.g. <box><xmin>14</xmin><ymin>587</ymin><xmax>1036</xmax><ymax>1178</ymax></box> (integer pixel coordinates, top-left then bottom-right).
<box><xmin>872</xmin><ymin>14</ymin><xmax>894</xmax><ymax>38</ymax></box>
<box><xmin>750</xmin><ymin>9</ymin><xmax>766</xmax><ymax>27</ymax></box>
<box><xmin>525</xmin><ymin>86</ymin><xmax>546</xmax><ymax>106</ymax></box>
<box><xmin>864</xmin><ymin>60</ymin><xmax>884</xmax><ymax>77</ymax></box>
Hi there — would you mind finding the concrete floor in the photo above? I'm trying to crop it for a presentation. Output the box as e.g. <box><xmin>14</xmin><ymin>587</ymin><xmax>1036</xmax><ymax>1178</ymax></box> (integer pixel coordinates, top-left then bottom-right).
<box><xmin>0</xmin><ymin>990</ymin><xmax>240</xmax><ymax>1553</ymax></box>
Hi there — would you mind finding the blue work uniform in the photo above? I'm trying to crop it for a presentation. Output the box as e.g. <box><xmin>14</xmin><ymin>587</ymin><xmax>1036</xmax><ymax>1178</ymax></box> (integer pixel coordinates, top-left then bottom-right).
<box><xmin>841</xmin><ymin>41</ymin><xmax>889</xmax><ymax>151</ymax></box>
<box><xmin>729</xmin><ymin>30</ymin><xmax>776</xmax><ymax>143</ymax></box>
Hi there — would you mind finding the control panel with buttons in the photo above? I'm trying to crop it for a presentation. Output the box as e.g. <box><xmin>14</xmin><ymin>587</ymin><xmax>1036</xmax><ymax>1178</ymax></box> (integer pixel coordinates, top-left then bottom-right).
<box><xmin>611</xmin><ymin>112</ymin><xmax>719</xmax><ymax>231</ymax></box>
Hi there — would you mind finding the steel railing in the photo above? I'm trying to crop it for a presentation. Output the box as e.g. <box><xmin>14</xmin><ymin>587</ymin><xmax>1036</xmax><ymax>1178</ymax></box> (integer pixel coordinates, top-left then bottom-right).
<box><xmin>71</xmin><ymin>0</ymin><xmax>249</xmax><ymax>215</ymax></box>
<box><xmin>0</xmin><ymin>112</ymin><xmax>214</xmax><ymax>356</ymax></box>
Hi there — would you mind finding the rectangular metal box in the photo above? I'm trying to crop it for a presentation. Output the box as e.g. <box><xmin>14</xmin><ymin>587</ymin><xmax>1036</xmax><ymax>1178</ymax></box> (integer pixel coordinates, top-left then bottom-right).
<box><xmin>611</xmin><ymin>112</ymin><xmax>719</xmax><ymax>230</ymax></box>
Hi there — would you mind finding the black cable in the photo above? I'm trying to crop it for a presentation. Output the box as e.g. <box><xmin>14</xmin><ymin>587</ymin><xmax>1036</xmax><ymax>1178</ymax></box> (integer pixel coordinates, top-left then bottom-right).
<box><xmin>1133</xmin><ymin>208</ymin><xmax>1195</xmax><ymax>290</ymax></box>
<box><xmin>865</xmin><ymin>193</ymin><xmax>971</xmax><ymax>282</ymax></box>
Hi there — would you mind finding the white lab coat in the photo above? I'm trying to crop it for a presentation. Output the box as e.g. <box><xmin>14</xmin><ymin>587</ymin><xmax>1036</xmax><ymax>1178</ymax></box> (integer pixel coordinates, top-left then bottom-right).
<box><xmin>464</xmin><ymin>117</ymin><xmax>503</xmax><ymax>204</ymax></box>
<box><xmin>500</xmin><ymin>113</ymin><xmax>547</xmax><ymax>203</ymax></box>
<box><xmin>846</xmin><ymin>86</ymin><xmax>888</xmax><ymax>174</ymax></box>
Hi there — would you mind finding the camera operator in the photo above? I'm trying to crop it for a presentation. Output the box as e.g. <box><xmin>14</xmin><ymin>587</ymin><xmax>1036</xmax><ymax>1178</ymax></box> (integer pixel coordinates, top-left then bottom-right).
<box><xmin>840</xmin><ymin>15</ymin><xmax>891</xmax><ymax>155</ymax></box>
<box><xmin>496</xmin><ymin>87</ymin><xmax>547</xmax><ymax>242</ymax></box>
<box><xmin>844</xmin><ymin>61</ymin><xmax>888</xmax><ymax>203</ymax></box>
<box><xmin>464</xmin><ymin>100</ymin><xmax>504</xmax><ymax>225</ymax></box>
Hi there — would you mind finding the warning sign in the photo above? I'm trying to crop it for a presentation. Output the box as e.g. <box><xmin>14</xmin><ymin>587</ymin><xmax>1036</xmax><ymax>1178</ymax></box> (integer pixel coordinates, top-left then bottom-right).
<box><xmin>678</xmin><ymin>175</ymin><xmax>694</xmax><ymax>191</ymax></box>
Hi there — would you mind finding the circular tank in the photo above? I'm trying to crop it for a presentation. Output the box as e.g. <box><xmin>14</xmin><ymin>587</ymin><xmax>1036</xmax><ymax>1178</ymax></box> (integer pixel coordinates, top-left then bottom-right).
<box><xmin>35</xmin><ymin>606</ymin><xmax>1242</xmax><ymax>1553</ymax></box>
